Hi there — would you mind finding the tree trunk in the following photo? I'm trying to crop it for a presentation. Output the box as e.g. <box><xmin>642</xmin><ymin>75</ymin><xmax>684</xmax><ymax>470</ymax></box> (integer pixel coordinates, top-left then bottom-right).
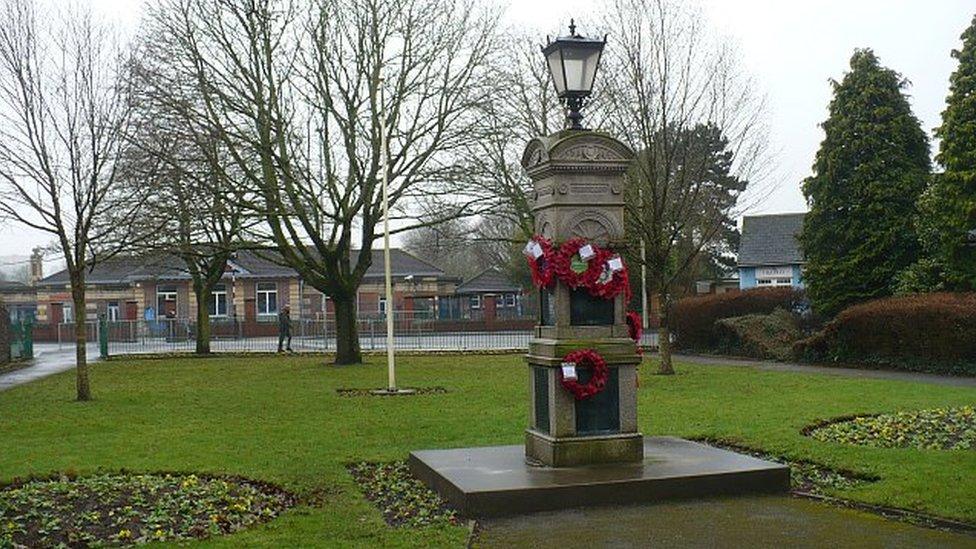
<box><xmin>194</xmin><ymin>286</ymin><xmax>211</xmax><ymax>354</ymax></box>
<box><xmin>333</xmin><ymin>295</ymin><xmax>362</xmax><ymax>365</ymax></box>
<box><xmin>657</xmin><ymin>289</ymin><xmax>675</xmax><ymax>375</ymax></box>
<box><xmin>71</xmin><ymin>275</ymin><xmax>92</xmax><ymax>400</ymax></box>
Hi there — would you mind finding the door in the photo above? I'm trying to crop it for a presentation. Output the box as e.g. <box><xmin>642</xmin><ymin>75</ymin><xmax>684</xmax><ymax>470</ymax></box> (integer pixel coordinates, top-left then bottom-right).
<box><xmin>49</xmin><ymin>303</ymin><xmax>63</xmax><ymax>325</ymax></box>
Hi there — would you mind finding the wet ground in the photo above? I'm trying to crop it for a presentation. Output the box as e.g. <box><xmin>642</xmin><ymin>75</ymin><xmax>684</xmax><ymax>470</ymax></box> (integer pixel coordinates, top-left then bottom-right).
<box><xmin>474</xmin><ymin>495</ymin><xmax>976</xmax><ymax>548</ymax></box>
<box><xmin>0</xmin><ymin>343</ymin><xmax>99</xmax><ymax>392</ymax></box>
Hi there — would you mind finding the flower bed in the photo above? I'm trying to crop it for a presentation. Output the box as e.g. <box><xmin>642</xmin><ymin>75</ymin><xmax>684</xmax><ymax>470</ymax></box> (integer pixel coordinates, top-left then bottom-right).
<box><xmin>807</xmin><ymin>406</ymin><xmax>976</xmax><ymax>450</ymax></box>
<box><xmin>347</xmin><ymin>461</ymin><xmax>459</xmax><ymax>528</ymax></box>
<box><xmin>0</xmin><ymin>472</ymin><xmax>292</xmax><ymax>547</ymax></box>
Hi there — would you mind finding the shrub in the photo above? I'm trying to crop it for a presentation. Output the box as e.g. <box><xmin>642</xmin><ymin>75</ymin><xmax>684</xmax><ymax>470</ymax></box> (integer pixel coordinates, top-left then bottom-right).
<box><xmin>794</xmin><ymin>293</ymin><xmax>976</xmax><ymax>375</ymax></box>
<box><xmin>714</xmin><ymin>308</ymin><xmax>802</xmax><ymax>361</ymax></box>
<box><xmin>0</xmin><ymin>302</ymin><xmax>9</xmax><ymax>365</ymax></box>
<box><xmin>670</xmin><ymin>287</ymin><xmax>804</xmax><ymax>351</ymax></box>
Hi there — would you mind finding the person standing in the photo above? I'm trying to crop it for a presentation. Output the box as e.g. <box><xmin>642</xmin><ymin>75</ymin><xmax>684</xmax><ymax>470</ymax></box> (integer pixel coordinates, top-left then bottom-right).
<box><xmin>277</xmin><ymin>305</ymin><xmax>293</xmax><ymax>352</ymax></box>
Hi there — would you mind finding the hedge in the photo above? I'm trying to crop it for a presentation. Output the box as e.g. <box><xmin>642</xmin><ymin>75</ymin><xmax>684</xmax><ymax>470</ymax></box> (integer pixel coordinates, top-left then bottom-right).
<box><xmin>714</xmin><ymin>308</ymin><xmax>802</xmax><ymax>361</ymax></box>
<box><xmin>670</xmin><ymin>288</ymin><xmax>804</xmax><ymax>351</ymax></box>
<box><xmin>794</xmin><ymin>293</ymin><xmax>976</xmax><ymax>375</ymax></box>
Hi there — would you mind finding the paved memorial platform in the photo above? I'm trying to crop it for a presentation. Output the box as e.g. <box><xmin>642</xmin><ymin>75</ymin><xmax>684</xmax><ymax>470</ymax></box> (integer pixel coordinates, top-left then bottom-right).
<box><xmin>409</xmin><ymin>436</ymin><xmax>790</xmax><ymax>517</ymax></box>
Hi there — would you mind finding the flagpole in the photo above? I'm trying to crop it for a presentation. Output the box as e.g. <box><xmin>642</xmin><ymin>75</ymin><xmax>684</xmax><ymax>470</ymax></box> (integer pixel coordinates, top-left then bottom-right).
<box><xmin>381</xmin><ymin>76</ymin><xmax>396</xmax><ymax>392</ymax></box>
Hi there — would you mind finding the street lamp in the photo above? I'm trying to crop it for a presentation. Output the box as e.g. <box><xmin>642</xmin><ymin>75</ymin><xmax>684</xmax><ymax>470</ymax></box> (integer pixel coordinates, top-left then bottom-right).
<box><xmin>542</xmin><ymin>19</ymin><xmax>606</xmax><ymax>130</ymax></box>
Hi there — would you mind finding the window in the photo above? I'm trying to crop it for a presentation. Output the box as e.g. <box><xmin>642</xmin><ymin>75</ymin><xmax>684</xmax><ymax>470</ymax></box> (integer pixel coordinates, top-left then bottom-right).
<box><xmin>757</xmin><ymin>277</ymin><xmax>793</xmax><ymax>287</ymax></box>
<box><xmin>209</xmin><ymin>284</ymin><xmax>228</xmax><ymax>317</ymax></box>
<box><xmin>257</xmin><ymin>283</ymin><xmax>278</xmax><ymax>316</ymax></box>
<box><xmin>107</xmin><ymin>302</ymin><xmax>119</xmax><ymax>322</ymax></box>
<box><xmin>156</xmin><ymin>286</ymin><xmax>177</xmax><ymax>318</ymax></box>
<box><xmin>62</xmin><ymin>302</ymin><xmax>73</xmax><ymax>324</ymax></box>
<box><xmin>378</xmin><ymin>297</ymin><xmax>387</xmax><ymax>315</ymax></box>
<box><xmin>470</xmin><ymin>295</ymin><xmax>481</xmax><ymax>309</ymax></box>
<box><xmin>504</xmin><ymin>294</ymin><xmax>517</xmax><ymax>308</ymax></box>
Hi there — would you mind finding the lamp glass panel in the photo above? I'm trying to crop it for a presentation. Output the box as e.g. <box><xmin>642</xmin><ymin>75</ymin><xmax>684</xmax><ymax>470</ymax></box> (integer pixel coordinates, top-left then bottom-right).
<box><xmin>546</xmin><ymin>49</ymin><xmax>566</xmax><ymax>94</ymax></box>
<box><xmin>562</xmin><ymin>44</ymin><xmax>601</xmax><ymax>92</ymax></box>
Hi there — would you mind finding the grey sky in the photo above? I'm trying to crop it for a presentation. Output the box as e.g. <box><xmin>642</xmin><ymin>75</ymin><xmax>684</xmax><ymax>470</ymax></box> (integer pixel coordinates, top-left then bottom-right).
<box><xmin>0</xmin><ymin>0</ymin><xmax>972</xmax><ymax>262</ymax></box>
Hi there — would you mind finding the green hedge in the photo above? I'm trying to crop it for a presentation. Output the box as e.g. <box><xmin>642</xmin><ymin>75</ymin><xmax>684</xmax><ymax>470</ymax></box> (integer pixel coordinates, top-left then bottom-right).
<box><xmin>670</xmin><ymin>288</ymin><xmax>803</xmax><ymax>352</ymax></box>
<box><xmin>795</xmin><ymin>293</ymin><xmax>976</xmax><ymax>375</ymax></box>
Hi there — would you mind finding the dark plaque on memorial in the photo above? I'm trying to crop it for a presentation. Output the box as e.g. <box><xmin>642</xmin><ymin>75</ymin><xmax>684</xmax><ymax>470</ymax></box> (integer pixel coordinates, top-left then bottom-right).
<box><xmin>533</xmin><ymin>367</ymin><xmax>550</xmax><ymax>434</ymax></box>
<box><xmin>575</xmin><ymin>367</ymin><xmax>620</xmax><ymax>435</ymax></box>
<box><xmin>569</xmin><ymin>287</ymin><xmax>614</xmax><ymax>326</ymax></box>
<box><xmin>539</xmin><ymin>289</ymin><xmax>555</xmax><ymax>326</ymax></box>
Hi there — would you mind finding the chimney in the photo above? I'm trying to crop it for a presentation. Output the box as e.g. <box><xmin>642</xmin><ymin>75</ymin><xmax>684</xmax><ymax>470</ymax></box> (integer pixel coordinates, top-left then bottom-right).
<box><xmin>29</xmin><ymin>248</ymin><xmax>43</xmax><ymax>286</ymax></box>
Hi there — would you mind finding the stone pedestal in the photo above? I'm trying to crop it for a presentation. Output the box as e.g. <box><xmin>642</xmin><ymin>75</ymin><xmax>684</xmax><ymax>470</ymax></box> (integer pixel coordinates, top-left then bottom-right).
<box><xmin>521</xmin><ymin>130</ymin><xmax>642</xmax><ymax>467</ymax></box>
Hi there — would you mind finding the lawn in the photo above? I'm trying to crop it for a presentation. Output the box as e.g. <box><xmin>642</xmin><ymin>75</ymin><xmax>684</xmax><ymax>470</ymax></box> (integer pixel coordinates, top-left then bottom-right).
<box><xmin>0</xmin><ymin>354</ymin><xmax>974</xmax><ymax>547</ymax></box>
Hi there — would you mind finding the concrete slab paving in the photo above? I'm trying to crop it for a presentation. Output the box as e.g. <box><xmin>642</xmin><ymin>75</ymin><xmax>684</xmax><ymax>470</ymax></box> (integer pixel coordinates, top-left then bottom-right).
<box><xmin>474</xmin><ymin>495</ymin><xmax>976</xmax><ymax>548</ymax></box>
<box><xmin>410</xmin><ymin>437</ymin><xmax>789</xmax><ymax>516</ymax></box>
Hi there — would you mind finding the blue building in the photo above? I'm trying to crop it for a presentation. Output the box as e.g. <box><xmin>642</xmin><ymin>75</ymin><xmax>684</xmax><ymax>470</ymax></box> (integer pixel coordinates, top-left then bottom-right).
<box><xmin>738</xmin><ymin>213</ymin><xmax>806</xmax><ymax>290</ymax></box>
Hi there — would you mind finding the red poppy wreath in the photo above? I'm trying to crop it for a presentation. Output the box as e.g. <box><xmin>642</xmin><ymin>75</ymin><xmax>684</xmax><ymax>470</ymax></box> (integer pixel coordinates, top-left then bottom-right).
<box><xmin>559</xmin><ymin>348</ymin><xmax>609</xmax><ymax>400</ymax></box>
<box><xmin>524</xmin><ymin>235</ymin><xmax>556</xmax><ymax>289</ymax></box>
<box><xmin>553</xmin><ymin>238</ymin><xmax>631</xmax><ymax>301</ymax></box>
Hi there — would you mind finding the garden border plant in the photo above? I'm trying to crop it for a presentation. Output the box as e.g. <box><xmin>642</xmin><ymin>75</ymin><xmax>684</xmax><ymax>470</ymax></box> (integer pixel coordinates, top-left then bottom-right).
<box><xmin>802</xmin><ymin>406</ymin><xmax>976</xmax><ymax>451</ymax></box>
<box><xmin>0</xmin><ymin>470</ymin><xmax>295</xmax><ymax>547</ymax></box>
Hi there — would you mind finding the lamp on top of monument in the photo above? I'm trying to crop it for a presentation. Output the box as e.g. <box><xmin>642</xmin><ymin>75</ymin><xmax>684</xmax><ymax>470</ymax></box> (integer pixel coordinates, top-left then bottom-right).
<box><xmin>542</xmin><ymin>19</ymin><xmax>606</xmax><ymax>130</ymax></box>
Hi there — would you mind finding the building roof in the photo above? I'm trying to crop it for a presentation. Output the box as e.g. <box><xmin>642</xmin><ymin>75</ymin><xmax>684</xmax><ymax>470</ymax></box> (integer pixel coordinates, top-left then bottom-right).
<box><xmin>738</xmin><ymin>213</ymin><xmax>806</xmax><ymax>267</ymax></box>
<box><xmin>38</xmin><ymin>248</ymin><xmax>451</xmax><ymax>287</ymax></box>
<box><xmin>0</xmin><ymin>280</ymin><xmax>31</xmax><ymax>293</ymax></box>
<box><xmin>456</xmin><ymin>268</ymin><xmax>521</xmax><ymax>295</ymax></box>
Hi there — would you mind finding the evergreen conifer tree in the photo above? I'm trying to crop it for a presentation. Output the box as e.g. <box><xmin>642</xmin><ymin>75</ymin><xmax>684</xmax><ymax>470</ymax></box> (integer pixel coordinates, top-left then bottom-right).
<box><xmin>800</xmin><ymin>49</ymin><xmax>931</xmax><ymax>316</ymax></box>
<box><xmin>904</xmin><ymin>15</ymin><xmax>976</xmax><ymax>291</ymax></box>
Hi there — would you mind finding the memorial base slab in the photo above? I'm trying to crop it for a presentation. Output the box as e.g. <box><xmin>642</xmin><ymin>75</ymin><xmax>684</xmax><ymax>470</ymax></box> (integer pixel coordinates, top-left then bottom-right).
<box><xmin>409</xmin><ymin>436</ymin><xmax>790</xmax><ymax>517</ymax></box>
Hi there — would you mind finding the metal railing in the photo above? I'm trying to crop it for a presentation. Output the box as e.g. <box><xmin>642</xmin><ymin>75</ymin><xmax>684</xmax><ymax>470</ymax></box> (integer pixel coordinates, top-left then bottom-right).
<box><xmin>95</xmin><ymin>313</ymin><xmax>658</xmax><ymax>356</ymax></box>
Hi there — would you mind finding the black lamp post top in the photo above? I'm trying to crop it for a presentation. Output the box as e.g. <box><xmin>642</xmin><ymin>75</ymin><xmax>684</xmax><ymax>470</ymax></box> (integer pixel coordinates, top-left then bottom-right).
<box><xmin>542</xmin><ymin>20</ymin><xmax>606</xmax><ymax>131</ymax></box>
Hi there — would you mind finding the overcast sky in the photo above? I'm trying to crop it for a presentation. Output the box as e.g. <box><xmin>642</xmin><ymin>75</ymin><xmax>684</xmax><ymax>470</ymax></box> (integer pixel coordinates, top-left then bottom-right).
<box><xmin>0</xmin><ymin>0</ymin><xmax>973</xmax><ymax>264</ymax></box>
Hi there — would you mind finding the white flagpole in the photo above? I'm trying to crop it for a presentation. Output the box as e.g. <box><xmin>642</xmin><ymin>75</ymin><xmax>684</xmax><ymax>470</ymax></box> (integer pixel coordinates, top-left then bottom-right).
<box><xmin>381</xmin><ymin>75</ymin><xmax>396</xmax><ymax>391</ymax></box>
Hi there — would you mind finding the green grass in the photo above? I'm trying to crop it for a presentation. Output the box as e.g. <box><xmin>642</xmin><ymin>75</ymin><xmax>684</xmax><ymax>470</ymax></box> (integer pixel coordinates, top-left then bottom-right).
<box><xmin>0</xmin><ymin>354</ymin><xmax>974</xmax><ymax>547</ymax></box>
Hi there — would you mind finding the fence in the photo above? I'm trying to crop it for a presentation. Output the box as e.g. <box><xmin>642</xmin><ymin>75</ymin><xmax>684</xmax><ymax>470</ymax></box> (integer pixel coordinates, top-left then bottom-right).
<box><xmin>9</xmin><ymin>320</ymin><xmax>33</xmax><ymax>361</ymax></box>
<box><xmin>97</xmin><ymin>312</ymin><xmax>658</xmax><ymax>356</ymax></box>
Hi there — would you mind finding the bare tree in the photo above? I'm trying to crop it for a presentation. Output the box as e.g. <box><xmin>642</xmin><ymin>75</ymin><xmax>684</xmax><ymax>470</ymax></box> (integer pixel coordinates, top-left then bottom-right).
<box><xmin>602</xmin><ymin>0</ymin><xmax>770</xmax><ymax>374</ymax></box>
<box><xmin>143</xmin><ymin>0</ymin><xmax>498</xmax><ymax>364</ymax></box>
<box><xmin>123</xmin><ymin>51</ymin><xmax>253</xmax><ymax>355</ymax></box>
<box><xmin>0</xmin><ymin>0</ymin><xmax>144</xmax><ymax>400</ymax></box>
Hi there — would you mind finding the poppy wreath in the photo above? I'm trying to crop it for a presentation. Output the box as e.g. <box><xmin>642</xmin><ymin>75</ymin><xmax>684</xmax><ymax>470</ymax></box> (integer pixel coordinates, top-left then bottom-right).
<box><xmin>553</xmin><ymin>238</ymin><xmax>631</xmax><ymax>300</ymax></box>
<box><xmin>525</xmin><ymin>235</ymin><xmax>557</xmax><ymax>289</ymax></box>
<box><xmin>559</xmin><ymin>348</ymin><xmax>609</xmax><ymax>400</ymax></box>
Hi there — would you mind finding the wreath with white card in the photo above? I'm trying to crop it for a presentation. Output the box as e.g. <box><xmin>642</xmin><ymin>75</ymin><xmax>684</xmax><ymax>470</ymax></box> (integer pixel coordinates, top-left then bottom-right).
<box><xmin>552</xmin><ymin>238</ymin><xmax>630</xmax><ymax>301</ymax></box>
<box><xmin>559</xmin><ymin>348</ymin><xmax>609</xmax><ymax>400</ymax></box>
<box><xmin>523</xmin><ymin>235</ymin><xmax>557</xmax><ymax>289</ymax></box>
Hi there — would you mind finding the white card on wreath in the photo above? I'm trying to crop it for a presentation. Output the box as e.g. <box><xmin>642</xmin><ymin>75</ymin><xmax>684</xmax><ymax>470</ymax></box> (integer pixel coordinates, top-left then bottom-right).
<box><xmin>561</xmin><ymin>362</ymin><xmax>577</xmax><ymax>380</ymax></box>
<box><xmin>579</xmin><ymin>244</ymin><xmax>596</xmax><ymax>261</ymax></box>
<box><xmin>524</xmin><ymin>240</ymin><xmax>543</xmax><ymax>259</ymax></box>
<box><xmin>608</xmin><ymin>255</ymin><xmax>624</xmax><ymax>272</ymax></box>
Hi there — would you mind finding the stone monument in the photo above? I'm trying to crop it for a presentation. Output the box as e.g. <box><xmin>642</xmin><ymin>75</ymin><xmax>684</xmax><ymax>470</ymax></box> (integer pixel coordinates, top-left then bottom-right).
<box><xmin>408</xmin><ymin>22</ymin><xmax>789</xmax><ymax>518</ymax></box>
<box><xmin>522</xmin><ymin>131</ymin><xmax>643</xmax><ymax>467</ymax></box>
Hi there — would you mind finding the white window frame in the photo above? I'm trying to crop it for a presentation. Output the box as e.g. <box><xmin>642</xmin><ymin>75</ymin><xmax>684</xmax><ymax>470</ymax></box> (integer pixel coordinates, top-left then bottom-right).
<box><xmin>504</xmin><ymin>294</ymin><xmax>516</xmax><ymax>308</ymax></box>
<box><xmin>378</xmin><ymin>297</ymin><xmax>387</xmax><ymax>315</ymax></box>
<box><xmin>62</xmin><ymin>302</ymin><xmax>73</xmax><ymax>324</ymax></box>
<box><xmin>257</xmin><ymin>282</ymin><xmax>278</xmax><ymax>316</ymax></box>
<box><xmin>107</xmin><ymin>301</ymin><xmax>120</xmax><ymax>322</ymax></box>
<box><xmin>156</xmin><ymin>288</ymin><xmax>177</xmax><ymax>316</ymax></box>
<box><xmin>470</xmin><ymin>295</ymin><xmax>481</xmax><ymax>310</ymax></box>
<box><xmin>209</xmin><ymin>284</ymin><xmax>228</xmax><ymax>317</ymax></box>
<box><xmin>757</xmin><ymin>277</ymin><xmax>793</xmax><ymax>287</ymax></box>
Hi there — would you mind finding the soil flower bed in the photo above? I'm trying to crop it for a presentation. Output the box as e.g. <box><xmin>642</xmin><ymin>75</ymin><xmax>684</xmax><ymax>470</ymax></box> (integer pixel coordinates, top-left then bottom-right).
<box><xmin>0</xmin><ymin>472</ymin><xmax>293</xmax><ymax>547</ymax></box>
<box><xmin>347</xmin><ymin>461</ymin><xmax>459</xmax><ymax>528</ymax></box>
<box><xmin>807</xmin><ymin>406</ymin><xmax>976</xmax><ymax>450</ymax></box>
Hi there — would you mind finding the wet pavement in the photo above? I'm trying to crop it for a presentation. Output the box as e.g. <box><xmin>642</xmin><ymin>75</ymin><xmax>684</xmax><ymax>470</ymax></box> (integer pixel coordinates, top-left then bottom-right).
<box><xmin>674</xmin><ymin>354</ymin><xmax>976</xmax><ymax>388</ymax></box>
<box><xmin>0</xmin><ymin>343</ymin><xmax>99</xmax><ymax>392</ymax></box>
<box><xmin>474</xmin><ymin>495</ymin><xmax>976</xmax><ymax>548</ymax></box>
